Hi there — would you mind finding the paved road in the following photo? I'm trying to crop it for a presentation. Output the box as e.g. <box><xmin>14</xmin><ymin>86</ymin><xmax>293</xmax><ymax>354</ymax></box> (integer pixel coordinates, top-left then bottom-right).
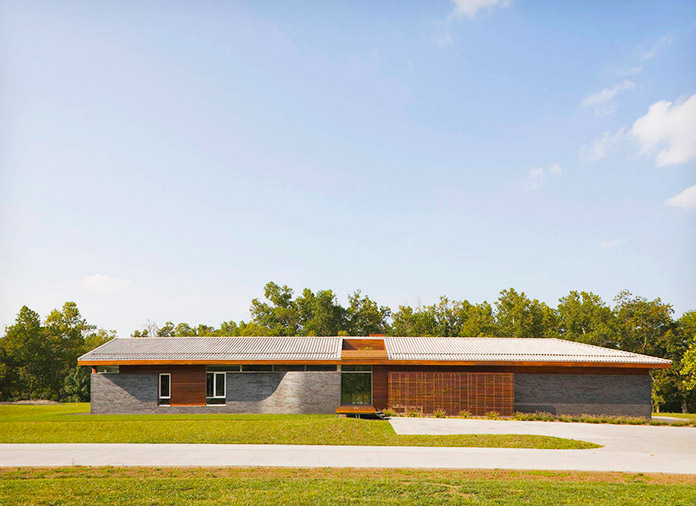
<box><xmin>1</xmin><ymin>419</ymin><xmax>694</xmax><ymax>473</ymax></box>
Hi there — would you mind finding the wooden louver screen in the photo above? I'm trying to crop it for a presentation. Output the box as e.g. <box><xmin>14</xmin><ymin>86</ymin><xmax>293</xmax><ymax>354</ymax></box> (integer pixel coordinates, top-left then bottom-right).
<box><xmin>388</xmin><ymin>372</ymin><xmax>514</xmax><ymax>416</ymax></box>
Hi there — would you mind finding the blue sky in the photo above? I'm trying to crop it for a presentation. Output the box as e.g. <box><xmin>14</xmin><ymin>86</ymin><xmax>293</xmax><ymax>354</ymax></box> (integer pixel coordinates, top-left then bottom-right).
<box><xmin>1</xmin><ymin>0</ymin><xmax>695</xmax><ymax>336</ymax></box>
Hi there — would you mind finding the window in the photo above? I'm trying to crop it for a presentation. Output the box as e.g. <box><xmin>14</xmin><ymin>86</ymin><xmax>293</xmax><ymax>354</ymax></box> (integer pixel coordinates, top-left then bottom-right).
<box><xmin>304</xmin><ymin>365</ymin><xmax>337</xmax><ymax>372</ymax></box>
<box><xmin>95</xmin><ymin>366</ymin><xmax>119</xmax><ymax>374</ymax></box>
<box><xmin>341</xmin><ymin>366</ymin><xmax>372</xmax><ymax>406</ymax></box>
<box><xmin>159</xmin><ymin>373</ymin><xmax>171</xmax><ymax>406</ymax></box>
<box><xmin>206</xmin><ymin>372</ymin><xmax>226</xmax><ymax>405</ymax></box>
<box><xmin>208</xmin><ymin>365</ymin><xmax>240</xmax><ymax>372</ymax></box>
<box><xmin>273</xmin><ymin>364</ymin><xmax>305</xmax><ymax>372</ymax></box>
<box><xmin>242</xmin><ymin>364</ymin><xmax>274</xmax><ymax>372</ymax></box>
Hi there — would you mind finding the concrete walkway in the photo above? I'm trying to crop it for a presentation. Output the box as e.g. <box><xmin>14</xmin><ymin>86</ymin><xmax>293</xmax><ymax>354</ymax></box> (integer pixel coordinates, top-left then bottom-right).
<box><xmin>0</xmin><ymin>419</ymin><xmax>694</xmax><ymax>473</ymax></box>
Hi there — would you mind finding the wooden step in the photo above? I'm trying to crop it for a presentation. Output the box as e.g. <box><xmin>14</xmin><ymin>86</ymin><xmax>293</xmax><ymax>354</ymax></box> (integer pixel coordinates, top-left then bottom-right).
<box><xmin>335</xmin><ymin>405</ymin><xmax>377</xmax><ymax>415</ymax></box>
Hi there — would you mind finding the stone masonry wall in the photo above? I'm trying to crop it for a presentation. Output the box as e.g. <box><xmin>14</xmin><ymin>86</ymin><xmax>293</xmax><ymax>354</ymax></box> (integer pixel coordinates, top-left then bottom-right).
<box><xmin>514</xmin><ymin>373</ymin><xmax>652</xmax><ymax>418</ymax></box>
<box><xmin>90</xmin><ymin>371</ymin><xmax>341</xmax><ymax>415</ymax></box>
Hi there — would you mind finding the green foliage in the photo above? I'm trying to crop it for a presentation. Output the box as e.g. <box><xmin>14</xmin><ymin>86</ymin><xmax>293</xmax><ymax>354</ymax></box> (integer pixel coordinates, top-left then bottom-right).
<box><xmin>557</xmin><ymin>291</ymin><xmax>617</xmax><ymax>347</ymax></box>
<box><xmin>0</xmin><ymin>303</ymin><xmax>114</xmax><ymax>402</ymax></box>
<box><xmin>61</xmin><ymin>366</ymin><xmax>91</xmax><ymax>402</ymax></box>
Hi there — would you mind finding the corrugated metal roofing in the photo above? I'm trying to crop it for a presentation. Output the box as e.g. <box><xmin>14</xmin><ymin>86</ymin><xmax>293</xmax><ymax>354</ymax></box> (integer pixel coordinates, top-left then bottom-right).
<box><xmin>78</xmin><ymin>336</ymin><xmax>671</xmax><ymax>365</ymax></box>
<box><xmin>78</xmin><ymin>337</ymin><xmax>343</xmax><ymax>362</ymax></box>
<box><xmin>384</xmin><ymin>337</ymin><xmax>671</xmax><ymax>365</ymax></box>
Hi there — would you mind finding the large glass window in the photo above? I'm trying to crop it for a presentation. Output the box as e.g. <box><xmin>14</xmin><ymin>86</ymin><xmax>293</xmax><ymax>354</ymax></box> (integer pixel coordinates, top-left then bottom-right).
<box><xmin>206</xmin><ymin>372</ymin><xmax>226</xmax><ymax>405</ymax></box>
<box><xmin>341</xmin><ymin>366</ymin><xmax>372</xmax><ymax>405</ymax></box>
<box><xmin>159</xmin><ymin>373</ymin><xmax>171</xmax><ymax>406</ymax></box>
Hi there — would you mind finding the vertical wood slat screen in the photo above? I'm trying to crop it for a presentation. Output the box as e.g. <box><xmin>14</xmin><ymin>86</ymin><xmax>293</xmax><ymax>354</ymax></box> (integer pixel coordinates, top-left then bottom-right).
<box><xmin>388</xmin><ymin>372</ymin><xmax>513</xmax><ymax>416</ymax></box>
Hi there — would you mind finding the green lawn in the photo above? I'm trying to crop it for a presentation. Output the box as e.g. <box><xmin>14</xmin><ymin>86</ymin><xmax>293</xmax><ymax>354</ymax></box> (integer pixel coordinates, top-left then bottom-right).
<box><xmin>1</xmin><ymin>468</ymin><xmax>695</xmax><ymax>505</ymax></box>
<box><xmin>0</xmin><ymin>404</ymin><xmax>597</xmax><ymax>449</ymax></box>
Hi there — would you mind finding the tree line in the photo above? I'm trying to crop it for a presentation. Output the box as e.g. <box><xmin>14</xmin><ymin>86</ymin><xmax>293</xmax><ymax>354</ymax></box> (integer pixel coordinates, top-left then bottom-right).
<box><xmin>2</xmin><ymin>282</ymin><xmax>695</xmax><ymax>412</ymax></box>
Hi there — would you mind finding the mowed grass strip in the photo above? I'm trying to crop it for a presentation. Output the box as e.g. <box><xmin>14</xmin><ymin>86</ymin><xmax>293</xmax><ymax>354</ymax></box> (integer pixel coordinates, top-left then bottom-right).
<box><xmin>0</xmin><ymin>404</ymin><xmax>597</xmax><ymax>449</ymax></box>
<box><xmin>1</xmin><ymin>468</ymin><xmax>695</xmax><ymax>506</ymax></box>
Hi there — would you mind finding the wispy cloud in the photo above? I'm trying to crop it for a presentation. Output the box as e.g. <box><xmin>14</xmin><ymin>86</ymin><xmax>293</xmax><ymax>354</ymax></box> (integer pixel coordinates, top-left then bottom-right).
<box><xmin>581</xmin><ymin>80</ymin><xmax>635</xmax><ymax>115</ymax></box>
<box><xmin>615</xmin><ymin>65</ymin><xmax>644</xmax><ymax>77</ymax></box>
<box><xmin>80</xmin><ymin>274</ymin><xmax>133</xmax><ymax>294</ymax></box>
<box><xmin>579</xmin><ymin>128</ymin><xmax>628</xmax><ymax>162</ymax></box>
<box><xmin>450</xmin><ymin>0</ymin><xmax>511</xmax><ymax>19</ymax></box>
<box><xmin>436</xmin><ymin>0</ymin><xmax>511</xmax><ymax>47</ymax></box>
<box><xmin>524</xmin><ymin>163</ymin><xmax>561</xmax><ymax>190</ymax></box>
<box><xmin>666</xmin><ymin>183</ymin><xmax>696</xmax><ymax>209</ymax></box>
<box><xmin>599</xmin><ymin>239</ymin><xmax>627</xmax><ymax>249</ymax></box>
<box><xmin>642</xmin><ymin>33</ymin><xmax>673</xmax><ymax>60</ymax></box>
<box><xmin>631</xmin><ymin>94</ymin><xmax>696</xmax><ymax>167</ymax></box>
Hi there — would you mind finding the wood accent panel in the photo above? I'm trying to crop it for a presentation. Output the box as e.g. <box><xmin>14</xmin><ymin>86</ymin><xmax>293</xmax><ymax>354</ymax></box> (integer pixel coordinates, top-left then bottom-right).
<box><xmin>342</xmin><ymin>339</ymin><xmax>385</xmax><ymax>350</ymax></box>
<box><xmin>120</xmin><ymin>365</ymin><xmax>206</xmax><ymax>406</ymax></box>
<box><xmin>388</xmin><ymin>371</ymin><xmax>514</xmax><ymax>416</ymax></box>
<box><xmin>372</xmin><ymin>366</ymin><xmax>389</xmax><ymax>409</ymax></box>
<box><xmin>341</xmin><ymin>350</ymin><xmax>389</xmax><ymax>360</ymax></box>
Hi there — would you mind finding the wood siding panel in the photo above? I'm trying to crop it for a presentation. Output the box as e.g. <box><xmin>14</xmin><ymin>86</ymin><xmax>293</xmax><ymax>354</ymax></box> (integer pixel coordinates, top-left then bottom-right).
<box><xmin>388</xmin><ymin>371</ymin><xmax>514</xmax><ymax>416</ymax></box>
<box><xmin>372</xmin><ymin>366</ymin><xmax>389</xmax><ymax>409</ymax></box>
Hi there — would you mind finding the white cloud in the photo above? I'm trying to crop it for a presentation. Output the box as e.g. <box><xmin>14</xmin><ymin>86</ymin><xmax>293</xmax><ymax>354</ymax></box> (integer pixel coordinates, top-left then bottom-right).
<box><xmin>599</xmin><ymin>239</ymin><xmax>628</xmax><ymax>249</ymax></box>
<box><xmin>80</xmin><ymin>274</ymin><xmax>133</xmax><ymax>294</ymax></box>
<box><xmin>666</xmin><ymin>183</ymin><xmax>696</xmax><ymax>209</ymax></box>
<box><xmin>581</xmin><ymin>80</ymin><xmax>635</xmax><ymax>115</ymax></box>
<box><xmin>525</xmin><ymin>163</ymin><xmax>561</xmax><ymax>190</ymax></box>
<box><xmin>450</xmin><ymin>0</ymin><xmax>511</xmax><ymax>19</ymax></box>
<box><xmin>616</xmin><ymin>65</ymin><xmax>644</xmax><ymax>77</ymax></box>
<box><xmin>631</xmin><ymin>94</ymin><xmax>696</xmax><ymax>167</ymax></box>
<box><xmin>642</xmin><ymin>34</ymin><xmax>673</xmax><ymax>60</ymax></box>
<box><xmin>579</xmin><ymin>128</ymin><xmax>628</xmax><ymax>161</ymax></box>
<box><xmin>434</xmin><ymin>32</ymin><xmax>453</xmax><ymax>48</ymax></box>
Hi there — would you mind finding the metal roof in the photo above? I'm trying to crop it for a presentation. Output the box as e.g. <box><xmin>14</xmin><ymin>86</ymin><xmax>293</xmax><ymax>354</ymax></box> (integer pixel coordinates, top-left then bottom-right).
<box><xmin>384</xmin><ymin>337</ymin><xmax>671</xmax><ymax>365</ymax></box>
<box><xmin>78</xmin><ymin>337</ymin><xmax>343</xmax><ymax>362</ymax></box>
<box><xmin>78</xmin><ymin>336</ymin><xmax>671</xmax><ymax>366</ymax></box>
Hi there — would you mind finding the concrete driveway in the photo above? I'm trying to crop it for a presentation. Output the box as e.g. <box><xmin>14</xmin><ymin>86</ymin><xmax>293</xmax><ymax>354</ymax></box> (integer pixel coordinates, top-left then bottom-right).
<box><xmin>390</xmin><ymin>418</ymin><xmax>696</xmax><ymax>474</ymax></box>
<box><xmin>0</xmin><ymin>419</ymin><xmax>694</xmax><ymax>473</ymax></box>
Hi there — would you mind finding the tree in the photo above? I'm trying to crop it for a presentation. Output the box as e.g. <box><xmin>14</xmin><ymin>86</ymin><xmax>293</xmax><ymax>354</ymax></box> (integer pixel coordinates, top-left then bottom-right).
<box><xmin>250</xmin><ymin>282</ymin><xmax>299</xmax><ymax>336</ymax></box>
<box><xmin>1</xmin><ymin>306</ymin><xmax>57</xmax><ymax>400</ymax></box>
<box><xmin>346</xmin><ymin>291</ymin><xmax>390</xmax><ymax>336</ymax></box>
<box><xmin>459</xmin><ymin>302</ymin><xmax>497</xmax><ymax>337</ymax></box>
<box><xmin>613</xmin><ymin>290</ymin><xmax>674</xmax><ymax>356</ymax></box>
<box><xmin>62</xmin><ymin>366</ymin><xmax>91</xmax><ymax>402</ymax></box>
<box><xmin>556</xmin><ymin>291</ymin><xmax>617</xmax><ymax>347</ymax></box>
<box><xmin>296</xmin><ymin>288</ymin><xmax>346</xmax><ymax>336</ymax></box>
<box><xmin>494</xmin><ymin>288</ymin><xmax>556</xmax><ymax>338</ymax></box>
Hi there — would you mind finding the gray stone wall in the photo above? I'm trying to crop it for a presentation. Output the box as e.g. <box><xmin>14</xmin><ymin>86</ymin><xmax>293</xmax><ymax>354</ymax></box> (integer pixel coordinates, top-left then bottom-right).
<box><xmin>90</xmin><ymin>371</ymin><xmax>341</xmax><ymax>415</ymax></box>
<box><xmin>90</xmin><ymin>373</ymin><xmax>158</xmax><ymax>414</ymax></box>
<box><xmin>514</xmin><ymin>373</ymin><xmax>652</xmax><ymax>418</ymax></box>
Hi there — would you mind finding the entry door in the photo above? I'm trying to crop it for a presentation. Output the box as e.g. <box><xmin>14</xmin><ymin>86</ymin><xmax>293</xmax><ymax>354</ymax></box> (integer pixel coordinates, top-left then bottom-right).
<box><xmin>341</xmin><ymin>372</ymin><xmax>372</xmax><ymax>405</ymax></box>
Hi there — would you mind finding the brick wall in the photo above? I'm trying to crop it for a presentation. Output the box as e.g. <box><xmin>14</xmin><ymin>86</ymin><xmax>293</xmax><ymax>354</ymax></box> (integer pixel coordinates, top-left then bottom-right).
<box><xmin>90</xmin><ymin>371</ymin><xmax>340</xmax><ymax>415</ymax></box>
<box><xmin>514</xmin><ymin>373</ymin><xmax>652</xmax><ymax>417</ymax></box>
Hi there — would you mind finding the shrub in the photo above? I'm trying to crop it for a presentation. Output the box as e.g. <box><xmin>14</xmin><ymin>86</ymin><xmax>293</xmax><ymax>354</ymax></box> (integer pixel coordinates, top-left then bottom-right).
<box><xmin>382</xmin><ymin>408</ymin><xmax>395</xmax><ymax>417</ymax></box>
<box><xmin>433</xmin><ymin>409</ymin><xmax>447</xmax><ymax>418</ymax></box>
<box><xmin>485</xmin><ymin>410</ymin><xmax>500</xmax><ymax>419</ymax></box>
<box><xmin>407</xmin><ymin>408</ymin><xmax>421</xmax><ymax>418</ymax></box>
<box><xmin>458</xmin><ymin>410</ymin><xmax>471</xmax><ymax>419</ymax></box>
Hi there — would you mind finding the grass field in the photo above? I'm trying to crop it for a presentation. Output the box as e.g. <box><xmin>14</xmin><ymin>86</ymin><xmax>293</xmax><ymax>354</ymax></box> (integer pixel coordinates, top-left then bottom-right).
<box><xmin>1</xmin><ymin>467</ymin><xmax>695</xmax><ymax>505</ymax></box>
<box><xmin>0</xmin><ymin>404</ymin><xmax>596</xmax><ymax>449</ymax></box>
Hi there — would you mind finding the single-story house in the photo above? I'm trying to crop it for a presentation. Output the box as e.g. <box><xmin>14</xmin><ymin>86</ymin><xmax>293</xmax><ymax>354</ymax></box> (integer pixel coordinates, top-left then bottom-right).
<box><xmin>78</xmin><ymin>336</ymin><xmax>670</xmax><ymax>418</ymax></box>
